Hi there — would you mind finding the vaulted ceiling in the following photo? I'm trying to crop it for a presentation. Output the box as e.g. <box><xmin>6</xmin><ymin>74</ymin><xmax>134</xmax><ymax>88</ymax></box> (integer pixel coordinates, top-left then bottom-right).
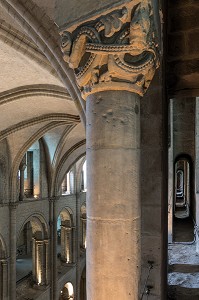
<box><xmin>0</xmin><ymin>0</ymin><xmax>85</xmax><ymax>181</ymax></box>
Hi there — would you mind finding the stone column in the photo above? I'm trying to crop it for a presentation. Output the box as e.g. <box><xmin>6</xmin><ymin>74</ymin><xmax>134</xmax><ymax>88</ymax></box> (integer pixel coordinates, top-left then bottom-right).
<box><xmin>19</xmin><ymin>155</ymin><xmax>26</xmax><ymax>201</ymax></box>
<box><xmin>33</xmin><ymin>238</ymin><xmax>45</xmax><ymax>285</ymax></box>
<box><xmin>168</xmin><ymin>100</ymin><xmax>174</xmax><ymax>242</ymax></box>
<box><xmin>0</xmin><ymin>259</ymin><xmax>8</xmax><ymax>300</ymax></box>
<box><xmin>61</xmin><ymin>225</ymin><xmax>72</xmax><ymax>263</ymax></box>
<box><xmin>60</xmin><ymin>224</ymin><xmax>65</xmax><ymax>260</ymax></box>
<box><xmin>49</xmin><ymin>198</ymin><xmax>58</xmax><ymax>300</ymax></box>
<box><xmin>195</xmin><ymin>97</ymin><xmax>199</xmax><ymax>253</ymax></box>
<box><xmin>32</xmin><ymin>238</ymin><xmax>36</xmax><ymax>281</ymax></box>
<box><xmin>19</xmin><ymin>167</ymin><xmax>24</xmax><ymax>201</ymax></box>
<box><xmin>44</xmin><ymin>239</ymin><xmax>49</xmax><ymax>285</ymax></box>
<box><xmin>61</xmin><ymin>2</ymin><xmax>159</xmax><ymax>299</ymax></box>
<box><xmin>19</xmin><ymin>161</ymin><xmax>26</xmax><ymax>201</ymax></box>
<box><xmin>87</xmin><ymin>90</ymin><xmax>141</xmax><ymax>299</ymax></box>
<box><xmin>32</xmin><ymin>238</ymin><xmax>49</xmax><ymax>286</ymax></box>
<box><xmin>71</xmin><ymin>226</ymin><xmax>75</xmax><ymax>264</ymax></box>
<box><xmin>81</xmin><ymin>218</ymin><xmax>86</xmax><ymax>249</ymax></box>
<box><xmin>80</xmin><ymin>269</ymin><xmax>86</xmax><ymax>300</ymax></box>
<box><xmin>69</xmin><ymin>166</ymin><xmax>75</xmax><ymax>194</ymax></box>
<box><xmin>0</xmin><ymin>262</ymin><xmax>1</xmax><ymax>300</ymax></box>
<box><xmin>53</xmin><ymin>199</ymin><xmax>58</xmax><ymax>300</ymax></box>
<box><xmin>9</xmin><ymin>203</ymin><xmax>17</xmax><ymax>300</ymax></box>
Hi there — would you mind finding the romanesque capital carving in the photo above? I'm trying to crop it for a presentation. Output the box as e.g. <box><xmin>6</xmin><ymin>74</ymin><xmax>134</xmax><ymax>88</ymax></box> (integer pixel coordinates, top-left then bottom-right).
<box><xmin>61</xmin><ymin>0</ymin><xmax>159</xmax><ymax>99</ymax></box>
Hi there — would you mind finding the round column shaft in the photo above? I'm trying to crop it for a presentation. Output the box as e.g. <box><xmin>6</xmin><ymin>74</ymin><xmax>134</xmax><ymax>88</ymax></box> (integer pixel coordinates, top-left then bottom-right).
<box><xmin>10</xmin><ymin>204</ymin><xmax>17</xmax><ymax>300</ymax></box>
<box><xmin>1</xmin><ymin>259</ymin><xmax>8</xmax><ymax>299</ymax></box>
<box><xmin>19</xmin><ymin>168</ymin><xmax>25</xmax><ymax>201</ymax></box>
<box><xmin>53</xmin><ymin>202</ymin><xmax>58</xmax><ymax>300</ymax></box>
<box><xmin>44</xmin><ymin>240</ymin><xmax>49</xmax><ymax>285</ymax></box>
<box><xmin>86</xmin><ymin>90</ymin><xmax>141</xmax><ymax>300</ymax></box>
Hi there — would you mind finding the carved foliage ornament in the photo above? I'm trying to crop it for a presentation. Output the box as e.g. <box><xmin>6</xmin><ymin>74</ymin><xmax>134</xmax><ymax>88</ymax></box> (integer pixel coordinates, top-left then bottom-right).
<box><xmin>61</xmin><ymin>0</ymin><xmax>159</xmax><ymax>99</ymax></box>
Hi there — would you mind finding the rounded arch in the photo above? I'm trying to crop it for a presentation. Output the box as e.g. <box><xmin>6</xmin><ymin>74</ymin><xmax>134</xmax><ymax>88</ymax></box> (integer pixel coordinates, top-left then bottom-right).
<box><xmin>16</xmin><ymin>213</ymin><xmax>49</xmax><ymax>285</ymax></box>
<box><xmin>17</xmin><ymin>213</ymin><xmax>49</xmax><ymax>242</ymax></box>
<box><xmin>60</xmin><ymin>282</ymin><xmax>74</xmax><ymax>300</ymax></box>
<box><xmin>0</xmin><ymin>0</ymin><xmax>86</xmax><ymax>124</ymax></box>
<box><xmin>0</xmin><ymin>84</ymin><xmax>71</xmax><ymax>106</ymax></box>
<box><xmin>57</xmin><ymin>206</ymin><xmax>74</xmax><ymax>224</ymax></box>
<box><xmin>58</xmin><ymin>207</ymin><xmax>74</xmax><ymax>227</ymax></box>
<box><xmin>174</xmin><ymin>153</ymin><xmax>193</xmax><ymax>165</ymax></box>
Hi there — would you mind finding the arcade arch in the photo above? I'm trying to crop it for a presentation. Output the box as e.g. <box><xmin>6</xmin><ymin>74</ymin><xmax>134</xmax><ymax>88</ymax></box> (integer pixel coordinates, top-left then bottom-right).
<box><xmin>60</xmin><ymin>282</ymin><xmax>74</xmax><ymax>300</ymax></box>
<box><xmin>16</xmin><ymin>215</ymin><xmax>49</xmax><ymax>285</ymax></box>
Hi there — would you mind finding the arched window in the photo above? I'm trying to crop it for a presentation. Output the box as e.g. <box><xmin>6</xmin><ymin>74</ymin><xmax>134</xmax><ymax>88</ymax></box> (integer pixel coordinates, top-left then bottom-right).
<box><xmin>19</xmin><ymin>141</ymin><xmax>41</xmax><ymax>200</ymax></box>
<box><xmin>81</xmin><ymin>161</ymin><xmax>87</xmax><ymax>192</ymax></box>
<box><xmin>61</xmin><ymin>170</ymin><xmax>74</xmax><ymax>195</ymax></box>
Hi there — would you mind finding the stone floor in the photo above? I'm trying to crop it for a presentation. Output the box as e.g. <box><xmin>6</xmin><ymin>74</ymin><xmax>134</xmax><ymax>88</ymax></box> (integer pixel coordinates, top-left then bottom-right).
<box><xmin>168</xmin><ymin>217</ymin><xmax>199</xmax><ymax>299</ymax></box>
<box><xmin>16</xmin><ymin>278</ymin><xmax>49</xmax><ymax>300</ymax></box>
<box><xmin>16</xmin><ymin>255</ymin><xmax>32</xmax><ymax>282</ymax></box>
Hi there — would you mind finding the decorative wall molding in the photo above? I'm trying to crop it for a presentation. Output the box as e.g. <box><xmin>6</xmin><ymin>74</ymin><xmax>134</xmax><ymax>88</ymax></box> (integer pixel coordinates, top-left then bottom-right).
<box><xmin>61</xmin><ymin>0</ymin><xmax>159</xmax><ymax>99</ymax></box>
<box><xmin>0</xmin><ymin>85</ymin><xmax>72</xmax><ymax>106</ymax></box>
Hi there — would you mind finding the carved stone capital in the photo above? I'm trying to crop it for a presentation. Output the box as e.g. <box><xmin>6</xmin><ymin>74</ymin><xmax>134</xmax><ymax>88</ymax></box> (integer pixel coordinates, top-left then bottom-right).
<box><xmin>9</xmin><ymin>202</ymin><xmax>18</xmax><ymax>210</ymax></box>
<box><xmin>61</xmin><ymin>0</ymin><xmax>159</xmax><ymax>99</ymax></box>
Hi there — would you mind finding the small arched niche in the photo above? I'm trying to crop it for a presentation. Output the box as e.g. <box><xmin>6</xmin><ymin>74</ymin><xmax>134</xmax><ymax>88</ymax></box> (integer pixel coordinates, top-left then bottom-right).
<box><xmin>18</xmin><ymin>141</ymin><xmax>41</xmax><ymax>200</ymax></box>
<box><xmin>81</xmin><ymin>160</ymin><xmax>87</xmax><ymax>192</ymax></box>
<box><xmin>60</xmin><ymin>282</ymin><xmax>74</xmax><ymax>300</ymax></box>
